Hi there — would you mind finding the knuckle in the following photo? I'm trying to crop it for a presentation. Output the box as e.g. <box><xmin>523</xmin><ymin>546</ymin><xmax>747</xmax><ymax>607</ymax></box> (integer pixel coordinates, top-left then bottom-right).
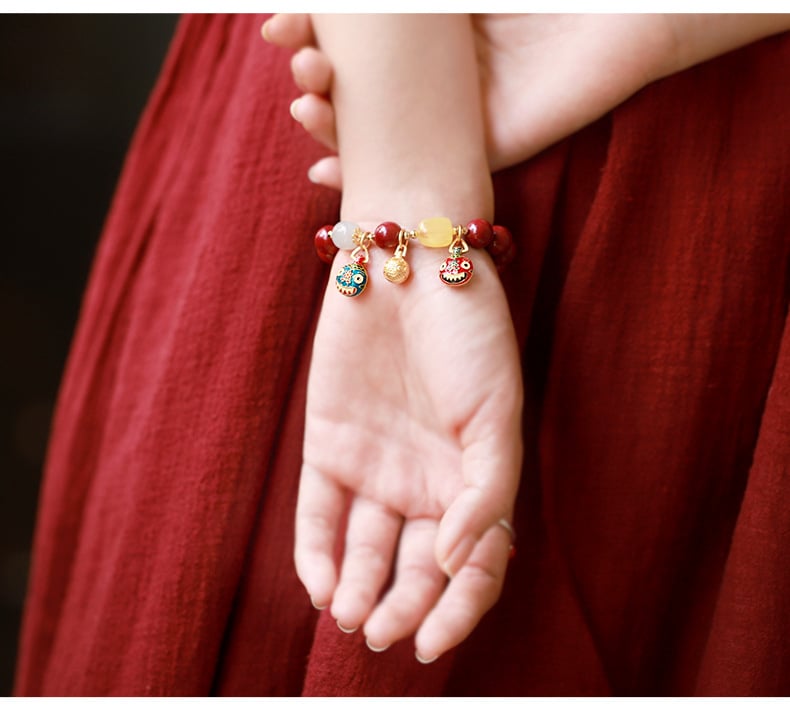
<box><xmin>334</xmin><ymin>580</ymin><xmax>376</xmax><ymax>610</ymax></box>
<box><xmin>464</xmin><ymin>559</ymin><xmax>502</xmax><ymax>587</ymax></box>
<box><xmin>346</xmin><ymin>541</ymin><xmax>389</xmax><ymax>574</ymax></box>
<box><xmin>384</xmin><ymin>590</ymin><xmax>425</xmax><ymax>625</ymax></box>
<box><xmin>301</xmin><ymin>509</ymin><xmax>335</xmax><ymax>537</ymax></box>
<box><xmin>381</xmin><ymin>576</ymin><xmax>440</xmax><ymax>625</ymax></box>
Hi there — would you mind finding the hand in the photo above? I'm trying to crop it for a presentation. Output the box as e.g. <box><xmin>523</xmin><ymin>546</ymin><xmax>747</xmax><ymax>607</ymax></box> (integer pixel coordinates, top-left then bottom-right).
<box><xmin>263</xmin><ymin>13</ymin><xmax>790</xmax><ymax>189</ymax></box>
<box><xmin>296</xmin><ymin>243</ymin><xmax>522</xmax><ymax>662</ymax></box>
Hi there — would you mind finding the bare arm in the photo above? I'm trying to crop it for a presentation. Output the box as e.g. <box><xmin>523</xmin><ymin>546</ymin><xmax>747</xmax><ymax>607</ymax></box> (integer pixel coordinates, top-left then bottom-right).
<box><xmin>269</xmin><ymin>13</ymin><xmax>790</xmax><ymax>180</ymax></box>
<box><xmin>661</xmin><ymin>13</ymin><xmax>790</xmax><ymax>78</ymax></box>
<box><xmin>291</xmin><ymin>15</ymin><xmax>523</xmax><ymax>661</ymax></box>
<box><xmin>311</xmin><ymin>14</ymin><xmax>493</xmax><ymax>226</ymax></box>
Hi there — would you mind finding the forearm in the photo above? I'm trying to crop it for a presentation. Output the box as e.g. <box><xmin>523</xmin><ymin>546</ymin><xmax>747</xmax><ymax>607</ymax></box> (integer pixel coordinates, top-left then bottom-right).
<box><xmin>311</xmin><ymin>14</ymin><xmax>493</xmax><ymax>226</ymax></box>
<box><xmin>661</xmin><ymin>13</ymin><xmax>790</xmax><ymax>79</ymax></box>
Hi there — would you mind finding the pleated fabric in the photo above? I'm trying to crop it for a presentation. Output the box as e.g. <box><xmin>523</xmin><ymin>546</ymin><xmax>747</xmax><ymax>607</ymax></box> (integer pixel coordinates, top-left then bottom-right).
<box><xmin>14</xmin><ymin>15</ymin><xmax>790</xmax><ymax>696</ymax></box>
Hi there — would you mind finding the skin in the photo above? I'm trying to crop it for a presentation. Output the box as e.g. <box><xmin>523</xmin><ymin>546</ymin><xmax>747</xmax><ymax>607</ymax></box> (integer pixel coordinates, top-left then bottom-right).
<box><xmin>262</xmin><ymin>13</ymin><xmax>790</xmax><ymax>662</ymax></box>
<box><xmin>278</xmin><ymin>15</ymin><xmax>522</xmax><ymax>663</ymax></box>
<box><xmin>266</xmin><ymin>13</ymin><xmax>790</xmax><ymax>188</ymax></box>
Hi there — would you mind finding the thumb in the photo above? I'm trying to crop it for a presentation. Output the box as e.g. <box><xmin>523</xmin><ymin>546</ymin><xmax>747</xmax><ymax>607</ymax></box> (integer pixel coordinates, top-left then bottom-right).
<box><xmin>435</xmin><ymin>426</ymin><xmax>523</xmax><ymax>577</ymax></box>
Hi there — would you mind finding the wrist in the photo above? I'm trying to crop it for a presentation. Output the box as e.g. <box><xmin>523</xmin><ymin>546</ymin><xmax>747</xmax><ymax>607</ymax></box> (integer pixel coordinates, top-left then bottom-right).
<box><xmin>339</xmin><ymin>178</ymin><xmax>495</xmax><ymax>229</ymax></box>
<box><xmin>315</xmin><ymin>207</ymin><xmax>516</xmax><ymax>289</ymax></box>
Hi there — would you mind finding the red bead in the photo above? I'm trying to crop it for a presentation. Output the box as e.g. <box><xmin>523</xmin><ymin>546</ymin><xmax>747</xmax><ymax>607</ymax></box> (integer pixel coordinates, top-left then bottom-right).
<box><xmin>465</xmin><ymin>219</ymin><xmax>493</xmax><ymax>249</ymax></box>
<box><xmin>487</xmin><ymin>224</ymin><xmax>513</xmax><ymax>257</ymax></box>
<box><xmin>374</xmin><ymin>221</ymin><xmax>401</xmax><ymax>249</ymax></box>
<box><xmin>314</xmin><ymin>224</ymin><xmax>338</xmax><ymax>265</ymax></box>
<box><xmin>494</xmin><ymin>241</ymin><xmax>517</xmax><ymax>273</ymax></box>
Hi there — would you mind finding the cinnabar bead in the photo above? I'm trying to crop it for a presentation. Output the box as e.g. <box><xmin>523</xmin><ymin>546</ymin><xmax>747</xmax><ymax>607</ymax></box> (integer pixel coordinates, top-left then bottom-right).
<box><xmin>487</xmin><ymin>224</ymin><xmax>513</xmax><ymax>257</ymax></box>
<box><xmin>314</xmin><ymin>224</ymin><xmax>338</xmax><ymax>265</ymax></box>
<box><xmin>316</xmin><ymin>246</ymin><xmax>338</xmax><ymax>265</ymax></box>
<box><xmin>465</xmin><ymin>219</ymin><xmax>493</xmax><ymax>249</ymax></box>
<box><xmin>374</xmin><ymin>221</ymin><xmax>401</xmax><ymax>249</ymax></box>
<box><xmin>494</xmin><ymin>241</ymin><xmax>517</xmax><ymax>273</ymax></box>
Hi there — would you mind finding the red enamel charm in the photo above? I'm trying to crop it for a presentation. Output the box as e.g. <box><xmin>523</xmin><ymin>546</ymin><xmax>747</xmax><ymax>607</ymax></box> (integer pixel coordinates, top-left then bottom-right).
<box><xmin>438</xmin><ymin>253</ymin><xmax>474</xmax><ymax>287</ymax></box>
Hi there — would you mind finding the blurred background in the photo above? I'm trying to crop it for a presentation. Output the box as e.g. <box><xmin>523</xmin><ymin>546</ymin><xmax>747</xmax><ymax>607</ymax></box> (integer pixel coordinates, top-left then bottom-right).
<box><xmin>0</xmin><ymin>14</ymin><xmax>178</xmax><ymax>695</ymax></box>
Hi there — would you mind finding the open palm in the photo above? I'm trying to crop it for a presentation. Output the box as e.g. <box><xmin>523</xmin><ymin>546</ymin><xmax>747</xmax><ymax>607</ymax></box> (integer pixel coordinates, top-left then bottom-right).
<box><xmin>296</xmin><ymin>246</ymin><xmax>522</xmax><ymax>661</ymax></box>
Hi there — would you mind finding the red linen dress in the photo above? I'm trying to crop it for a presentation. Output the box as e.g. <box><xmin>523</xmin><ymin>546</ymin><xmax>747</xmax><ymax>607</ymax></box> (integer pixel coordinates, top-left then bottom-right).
<box><xmin>14</xmin><ymin>14</ymin><xmax>790</xmax><ymax>696</ymax></box>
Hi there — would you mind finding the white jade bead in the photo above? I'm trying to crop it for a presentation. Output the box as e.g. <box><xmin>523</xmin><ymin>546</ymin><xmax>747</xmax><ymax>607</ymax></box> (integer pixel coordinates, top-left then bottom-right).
<box><xmin>331</xmin><ymin>221</ymin><xmax>358</xmax><ymax>250</ymax></box>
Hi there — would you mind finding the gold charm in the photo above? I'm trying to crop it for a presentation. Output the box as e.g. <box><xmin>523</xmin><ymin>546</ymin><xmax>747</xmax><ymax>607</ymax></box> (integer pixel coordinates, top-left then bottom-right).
<box><xmin>383</xmin><ymin>255</ymin><xmax>409</xmax><ymax>284</ymax></box>
<box><xmin>383</xmin><ymin>229</ymin><xmax>411</xmax><ymax>284</ymax></box>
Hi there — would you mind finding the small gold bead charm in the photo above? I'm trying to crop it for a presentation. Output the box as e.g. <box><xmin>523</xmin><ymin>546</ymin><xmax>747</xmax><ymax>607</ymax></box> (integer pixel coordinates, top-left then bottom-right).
<box><xmin>383</xmin><ymin>255</ymin><xmax>410</xmax><ymax>284</ymax></box>
<box><xmin>382</xmin><ymin>228</ymin><xmax>412</xmax><ymax>285</ymax></box>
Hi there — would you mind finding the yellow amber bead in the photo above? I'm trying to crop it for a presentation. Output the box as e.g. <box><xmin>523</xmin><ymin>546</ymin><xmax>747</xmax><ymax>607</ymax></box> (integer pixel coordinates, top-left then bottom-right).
<box><xmin>416</xmin><ymin>217</ymin><xmax>453</xmax><ymax>248</ymax></box>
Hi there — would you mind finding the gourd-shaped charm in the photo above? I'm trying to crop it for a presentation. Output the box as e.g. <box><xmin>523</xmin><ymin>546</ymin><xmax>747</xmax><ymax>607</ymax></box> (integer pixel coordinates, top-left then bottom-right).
<box><xmin>439</xmin><ymin>229</ymin><xmax>474</xmax><ymax>287</ymax></box>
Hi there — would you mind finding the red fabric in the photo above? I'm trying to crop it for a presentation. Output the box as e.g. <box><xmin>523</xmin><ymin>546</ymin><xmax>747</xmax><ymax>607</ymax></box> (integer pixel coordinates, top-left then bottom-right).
<box><xmin>14</xmin><ymin>14</ymin><xmax>790</xmax><ymax>696</ymax></box>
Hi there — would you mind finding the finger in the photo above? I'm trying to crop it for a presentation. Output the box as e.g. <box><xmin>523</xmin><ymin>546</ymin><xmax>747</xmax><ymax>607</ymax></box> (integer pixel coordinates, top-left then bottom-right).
<box><xmin>308</xmin><ymin>157</ymin><xmax>342</xmax><ymax>191</ymax></box>
<box><xmin>435</xmin><ymin>427</ymin><xmax>522</xmax><ymax>578</ymax></box>
<box><xmin>415</xmin><ymin>522</ymin><xmax>511</xmax><ymax>662</ymax></box>
<box><xmin>294</xmin><ymin>463</ymin><xmax>346</xmax><ymax>609</ymax></box>
<box><xmin>290</xmin><ymin>94</ymin><xmax>338</xmax><ymax>152</ymax></box>
<box><xmin>261</xmin><ymin>13</ymin><xmax>315</xmax><ymax>49</ymax></box>
<box><xmin>331</xmin><ymin>498</ymin><xmax>402</xmax><ymax>632</ymax></box>
<box><xmin>291</xmin><ymin>46</ymin><xmax>333</xmax><ymax>95</ymax></box>
<box><xmin>363</xmin><ymin>518</ymin><xmax>446</xmax><ymax>652</ymax></box>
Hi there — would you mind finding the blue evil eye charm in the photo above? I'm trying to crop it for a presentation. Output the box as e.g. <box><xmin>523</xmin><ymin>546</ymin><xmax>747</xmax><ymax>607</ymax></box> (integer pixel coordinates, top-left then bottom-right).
<box><xmin>335</xmin><ymin>262</ymin><xmax>368</xmax><ymax>298</ymax></box>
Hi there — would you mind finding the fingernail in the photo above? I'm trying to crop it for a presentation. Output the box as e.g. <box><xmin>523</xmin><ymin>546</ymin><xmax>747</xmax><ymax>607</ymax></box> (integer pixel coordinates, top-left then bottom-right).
<box><xmin>289</xmin><ymin>98</ymin><xmax>301</xmax><ymax>122</ymax></box>
<box><xmin>260</xmin><ymin>20</ymin><xmax>271</xmax><ymax>41</ymax></box>
<box><xmin>415</xmin><ymin>650</ymin><xmax>439</xmax><ymax>664</ymax></box>
<box><xmin>366</xmin><ymin>638</ymin><xmax>390</xmax><ymax>653</ymax></box>
<box><xmin>310</xmin><ymin>596</ymin><xmax>327</xmax><ymax>610</ymax></box>
<box><xmin>441</xmin><ymin>535</ymin><xmax>476</xmax><ymax>578</ymax></box>
<box><xmin>337</xmin><ymin>620</ymin><xmax>358</xmax><ymax>634</ymax></box>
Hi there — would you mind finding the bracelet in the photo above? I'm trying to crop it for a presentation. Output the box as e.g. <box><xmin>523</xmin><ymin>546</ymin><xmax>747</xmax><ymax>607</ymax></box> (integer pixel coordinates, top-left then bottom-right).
<box><xmin>313</xmin><ymin>217</ymin><xmax>515</xmax><ymax>298</ymax></box>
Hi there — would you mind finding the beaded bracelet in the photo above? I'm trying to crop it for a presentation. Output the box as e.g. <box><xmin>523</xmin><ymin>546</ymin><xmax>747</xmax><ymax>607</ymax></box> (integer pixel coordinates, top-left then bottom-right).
<box><xmin>314</xmin><ymin>217</ymin><xmax>515</xmax><ymax>298</ymax></box>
